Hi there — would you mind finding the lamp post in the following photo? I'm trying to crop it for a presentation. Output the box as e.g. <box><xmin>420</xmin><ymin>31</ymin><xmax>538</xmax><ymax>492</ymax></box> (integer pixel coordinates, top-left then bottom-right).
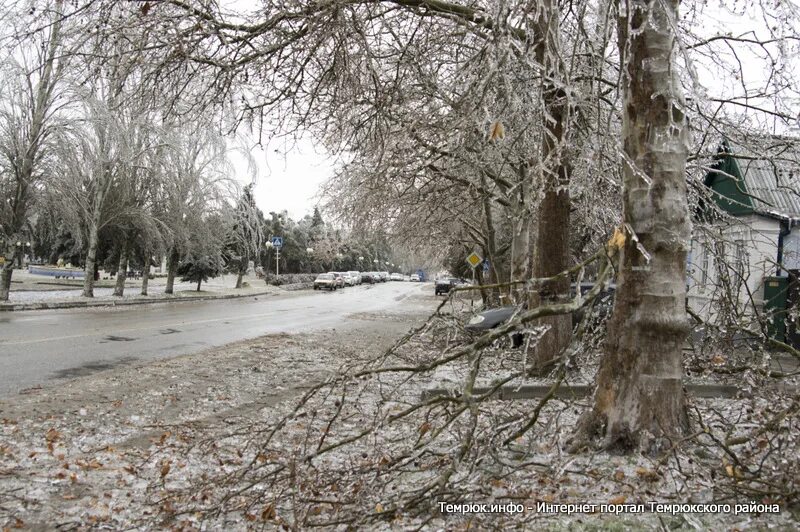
<box><xmin>15</xmin><ymin>241</ymin><xmax>30</xmax><ymax>269</ymax></box>
<box><xmin>306</xmin><ymin>248</ymin><xmax>314</xmax><ymax>273</ymax></box>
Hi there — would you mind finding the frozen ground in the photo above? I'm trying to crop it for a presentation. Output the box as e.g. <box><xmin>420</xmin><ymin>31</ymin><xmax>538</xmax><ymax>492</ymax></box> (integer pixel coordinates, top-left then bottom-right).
<box><xmin>6</xmin><ymin>271</ymin><xmax>272</xmax><ymax>303</ymax></box>
<box><xmin>0</xmin><ymin>295</ymin><xmax>797</xmax><ymax>530</ymax></box>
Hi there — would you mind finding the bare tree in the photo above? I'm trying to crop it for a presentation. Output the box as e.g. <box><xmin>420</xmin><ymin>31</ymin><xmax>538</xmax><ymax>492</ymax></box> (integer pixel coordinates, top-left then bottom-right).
<box><xmin>0</xmin><ymin>3</ymin><xmax>67</xmax><ymax>300</ymax></box>
<box><xmin>154</xmin><ymin>126</ymin><xmax>231</xmax><ymax>294</ymax></box>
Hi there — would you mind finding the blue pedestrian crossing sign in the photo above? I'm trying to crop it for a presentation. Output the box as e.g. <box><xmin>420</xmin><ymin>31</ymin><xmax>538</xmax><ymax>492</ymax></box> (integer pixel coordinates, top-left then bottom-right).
<box><xmin>482</xmin><ymin>259</ymin><xmax>490</xmax><ymax>272</ymax></box>
<box><xmin>271</xmin><ymin>236</ymin><xmax>283</xmax><ymax>249</ymax></box>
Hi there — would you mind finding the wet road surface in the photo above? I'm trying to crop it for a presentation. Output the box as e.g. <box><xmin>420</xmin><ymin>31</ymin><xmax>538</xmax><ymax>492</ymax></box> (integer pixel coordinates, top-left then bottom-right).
<box><xmin>0</xmin><ymin>282</ymin><xmax>433</xmax><ymax>397</ymax></box>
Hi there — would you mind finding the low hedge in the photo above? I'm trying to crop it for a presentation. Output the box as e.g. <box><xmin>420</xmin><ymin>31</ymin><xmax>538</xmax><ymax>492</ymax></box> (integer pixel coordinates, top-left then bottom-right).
<box><xmin>265</xmin><ymin>273</ymin><xmax>318</xmax><ymax>286</ymax></box>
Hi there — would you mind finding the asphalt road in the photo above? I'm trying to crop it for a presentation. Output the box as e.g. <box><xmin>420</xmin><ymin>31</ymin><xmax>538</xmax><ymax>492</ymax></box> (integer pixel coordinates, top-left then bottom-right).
<box><xmin>0</xmin><ymin>282</ymin><xmax>434</xmax><ymax>398</ymax></box>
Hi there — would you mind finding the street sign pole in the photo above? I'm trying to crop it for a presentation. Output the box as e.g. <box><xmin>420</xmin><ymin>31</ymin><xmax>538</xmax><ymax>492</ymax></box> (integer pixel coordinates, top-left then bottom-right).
<box><xmin>271</xmin><ymin>236</ymin><xmax>283</xmax><ymax>277</ymax></box>
<box><xmin>466</xmin><ymin>251</ymin><xmax>482</xmax><ymax>293</ymax></box>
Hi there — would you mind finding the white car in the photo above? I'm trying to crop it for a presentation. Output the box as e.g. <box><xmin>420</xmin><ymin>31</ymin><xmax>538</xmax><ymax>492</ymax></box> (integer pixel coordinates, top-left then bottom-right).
<box><xmin>343</xmin><ymin>273</ymin><xmax>357</xmax><ymax>286</ymax></box>
<box><xmin>347</xmin><ymin>271</ymin><xmax>362</xmax><ymax>284</ymax></box>
<box><xmin>390</xmin><ymin>273</ymin><xmax>404</xmax><ymax>281</ymax></box>
<box><xmin>410</xmin><ymin>274</ymin><xmax>420</xmax><ymax>282</ymax></box>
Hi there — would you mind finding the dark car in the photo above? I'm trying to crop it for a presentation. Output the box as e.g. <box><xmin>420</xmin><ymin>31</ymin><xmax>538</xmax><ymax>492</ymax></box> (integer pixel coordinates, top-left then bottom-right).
<box><xmin>570</xmin><ymin>282</ymin><xmax>616</xmax><ymax>325</ymax></box>
<box><xmin>361</xmin><ymin>272</ymin><xmax>378</xmax><ymax>284</ymax></box>
<box><xmin>465</xmin><ymin>306</ymin><xmax>518</xmax><ymax>331</ymax></box>
<box><xmin>435</xmin><ymin>277</ymin><xmax>466</xmax><ymax>296</ymax></box>
<box><xmin>463</xmin><ymin>282</ymin><xmax>616</xmax><ymax>344</ymax></box>
<box><xmin>465</xmin><ymin>306</ymin><xmax>524</xmax><ymax>347</ymax></box>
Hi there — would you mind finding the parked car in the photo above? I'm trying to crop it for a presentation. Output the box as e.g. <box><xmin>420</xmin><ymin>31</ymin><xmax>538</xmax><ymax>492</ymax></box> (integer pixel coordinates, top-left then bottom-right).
<box><xmin>377</xmin><ymin>271</ymin><xmax>388</xmax><ymax>282</ymax></box>
<box><xmin>465</xmin><ymin>306</ymin><xmax>524</xmax><ymax>347</ymax></box>
<box><xmin>570</xmin><ymin>282</ymin><xmax>616</xmax><ymax>325</ymax></box>
<box><xmin>410</xmin><ymin>274</ymin><xmax>420</xmax><ymax>282</ymax></box>
<box><xmin>390</xmin><ymin>272</ymin><xmax>404</xmax><ymax>281</ymax></box>
<box><xmin>328</xmin><ymin>272</ymin><xmax>346</xmax><ymax>288</ymax></box>
<box><xmin>314</xmin><ymin>273</ymin><xmax>337</xmax><ymax>291</ymax></box>
<box><xmin>464</xmin><ymin>281</ymin><xmax>617</xmax><ymax>334</ymax></box>
<box><xmin>342</xmin><ymin>272</ymin><xmax>357</xmax><ymax>286</ymax></box>
<box><xmin>347</xmin><ymin>271</ymin><xmax>362</xmax><ymax>285</ymax></box>
<box><xmin>361</xmin><ymin>272</ymin><xmax>378</xmax><ymax>284</ymax></box>
<box><xmin>435</xmin><ymin>277</ymin><xmax>465</xmax><ymax>295</ymax></box>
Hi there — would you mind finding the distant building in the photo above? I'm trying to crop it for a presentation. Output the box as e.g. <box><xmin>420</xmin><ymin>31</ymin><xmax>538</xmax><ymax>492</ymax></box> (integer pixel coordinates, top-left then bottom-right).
<box><xmin>688</xmin><ymin>137</ymin><xmax>800</xmax><ymax>343</ymax></box>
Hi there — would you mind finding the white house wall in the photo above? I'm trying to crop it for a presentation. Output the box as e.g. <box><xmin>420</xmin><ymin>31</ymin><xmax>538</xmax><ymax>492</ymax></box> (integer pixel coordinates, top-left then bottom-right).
<box><xmin>688</xmin><ymin>215</ymin><xmax>781</xmax><ymax>323</ymax></box>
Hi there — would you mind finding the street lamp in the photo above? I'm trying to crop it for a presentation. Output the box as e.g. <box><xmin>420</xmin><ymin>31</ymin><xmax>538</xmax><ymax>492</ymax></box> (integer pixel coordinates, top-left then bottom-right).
<box><xmin>15</xmin><ymin>241</ymin><xmax>30</xmax><ymax>268</ymax></box>
<box><xmin>305</xmin><ymin>248</ymin><xmax>315</xmax><ymax>274</ymax></box>
<box><xmin>264</xmin><ymin>241</ymin><xmax>277</xmax><ymax>276</ymax></box>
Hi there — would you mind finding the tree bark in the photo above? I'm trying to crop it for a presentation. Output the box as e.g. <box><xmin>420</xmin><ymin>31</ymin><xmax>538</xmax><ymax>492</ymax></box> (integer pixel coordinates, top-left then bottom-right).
<box><xmin>481</xmin><ymin>176</ymin><xmax>503</xmax><ymax>305</ymax></box>
<box><xmin>509</xmin><ymin>168</ymin><xmax>531</xmax><ymax>304</ymax></box>
<box><xmin>235</xmin><ymin>255</ymin><xmax>247</xmax><ymax>289</ymax></box>
<box><xmin>82</xmin><ymin>221</ymin><xmax>100</xmax><ymax>298</ymax></box>
<box><xmin>0</xmin><ymin>253</ymin><xmax>15</xmax><ymax>301</ymax></box>
<box><xmin>165</xmin><ymin>248</ymin><xmax>179</xmax><ymax>294</ymax></box>
<box><xmin>528</xmin><ymin>0</ymin><xmax>574</xmax><ymax>373</ymax></box>
<box><xmin>197</xmin><ymin>278</ymin><xmax>202</xmax><ymax>292</ymax></box>
<box><xmin>141</xmin><ymin>250</ymin><xmax>150</xmax><ymax>296</ymax></box>
<box><xmin>113</xmin><ymin>239</ymin><xmax>129</xmax><ymax>297</ymax></box>
<box><xmin>575</xmin><ymin>0</ymin><xmax>690</xmax><ymax>453</ymax></box>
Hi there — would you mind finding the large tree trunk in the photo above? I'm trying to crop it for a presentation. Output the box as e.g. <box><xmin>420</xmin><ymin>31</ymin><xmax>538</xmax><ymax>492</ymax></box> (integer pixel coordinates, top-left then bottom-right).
<box><xmin>528</xmin><ymin>0</ymin><xmax>574</xmax><ymax>373</ymax></box>
<box><xmin>481</xmin><ymin>186</ymin><xmax>502</xmax><ymax>305</ymax></box>
<box><xmin>235</xmin><ymin>255</ymin><xmax>247</xmax><ymax>289</ymax></box>
<box><xmin>509</xmin><ymin>168</ymin><xmax>531</xmax><ymax>304</ymax></box>
<box><xmin>510</xmin><ymin>217</ymin><xmax>530</xmax><ymax>300</ymax></box>
<box><xmin>530</xmin><ymin>187</ymin><xmax>572</xmax><ymax>372</ymax></box>
<box><xmin>165</xmin><ymin>248</ymin><xmax>179</xmax><ymax>294</ymax></box>
<box><xmin>575</xmin><ymin>0</ymin><xmax>690</xmax><ymax>453</ymax></box>
<box><xmin>0</xmin><ymin>254</ymin><xmax>15</xmax><ymax>301</ymax></box>
<box><xmin>140</xmin><ymin>250</ymin><xmax>150</xmax><ymax>296</ymax></box>
<box><xmin>82</xmin><ymin>222</ymin><xmax>100</xmax><ymax>298</ymax></box>
<box><xmin>113</xmin><ymin>239</ymin><xmax>129</xmax><ymax>297</ymax></box>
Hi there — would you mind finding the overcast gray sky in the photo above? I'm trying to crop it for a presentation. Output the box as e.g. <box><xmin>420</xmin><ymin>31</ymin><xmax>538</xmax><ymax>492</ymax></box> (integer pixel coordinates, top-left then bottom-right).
<box><xmin>230</xmin><ymin>134</ymin><xmax>334</xmax><ymax>220</ymax></box>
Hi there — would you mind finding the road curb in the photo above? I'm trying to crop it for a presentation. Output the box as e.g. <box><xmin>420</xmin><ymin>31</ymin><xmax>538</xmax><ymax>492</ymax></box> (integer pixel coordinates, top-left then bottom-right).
<box><xmin>421</xmin><ymin>383</ymin><xmax>798</xmax><ymax>401</ymax></box>
<box><xmin>0</xmin><ymin>289</ymin><xmax>280</xmax><ymax>312</ymax></box>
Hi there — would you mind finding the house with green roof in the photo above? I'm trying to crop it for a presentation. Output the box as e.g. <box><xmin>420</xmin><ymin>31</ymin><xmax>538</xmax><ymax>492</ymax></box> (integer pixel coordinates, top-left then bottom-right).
<box><xmin>688</xmin><ymin>137</ymin><xmax>800</xmax><ymax>342</ymax></box>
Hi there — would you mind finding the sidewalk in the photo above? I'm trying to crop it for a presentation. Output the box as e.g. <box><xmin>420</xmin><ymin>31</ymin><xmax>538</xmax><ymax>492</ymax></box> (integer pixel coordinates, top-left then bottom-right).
<box><xmin>2</xmin><ymin>271</ymin><xmax>282</xmax><ymax>311</ymax></box>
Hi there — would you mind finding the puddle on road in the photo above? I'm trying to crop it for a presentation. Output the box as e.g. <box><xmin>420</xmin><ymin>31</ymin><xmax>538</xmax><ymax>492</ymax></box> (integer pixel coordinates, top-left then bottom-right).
<box><xmin>101</xmin><ymin>335</ymin><xmax>136</xmax><ymax>342</ymax></box>
<box><xmin>51</xmin><ymin>356</ymin><xmax>140</xmax><ymax>379</ymax></box>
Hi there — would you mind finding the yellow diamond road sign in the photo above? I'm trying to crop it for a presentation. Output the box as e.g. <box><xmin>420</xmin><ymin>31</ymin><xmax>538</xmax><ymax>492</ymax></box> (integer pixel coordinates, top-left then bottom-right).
<box><xmin>466</xmin><ymin>252</ymin><xmax>482</xmax><ymax>268</ymax></box>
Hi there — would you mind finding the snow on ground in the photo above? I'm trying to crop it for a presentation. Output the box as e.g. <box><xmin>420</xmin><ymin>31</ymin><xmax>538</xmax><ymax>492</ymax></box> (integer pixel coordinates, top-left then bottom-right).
<box><xmin>0</xmin><ymin>295</ymin><xmax>798</xmax><ymax>529</ymax></box>
<box><xmin>6</xmin><ymin>272</ymin><xmax>275</xmax><ymax>303</ymax></box>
